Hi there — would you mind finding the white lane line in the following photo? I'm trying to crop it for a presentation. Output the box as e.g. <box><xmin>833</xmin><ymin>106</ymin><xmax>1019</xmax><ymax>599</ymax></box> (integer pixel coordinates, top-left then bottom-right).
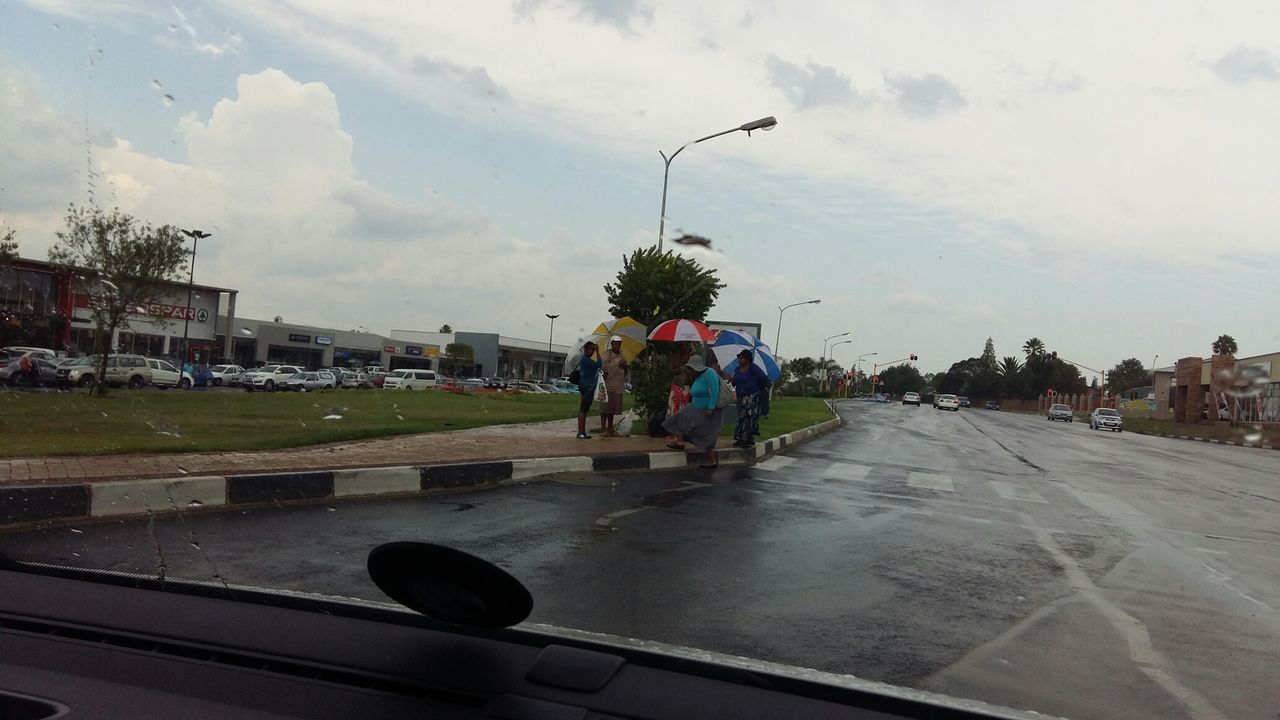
<box><xmin>989</xmin><ymin>480</ymin><xmax>1048</xmax><ymax>504</ymax></box>
<box><xmin>907</xmin><ymin>472</ymin><xmax>954</xmax><ymax>492</ymax></box>
<box><xmin>664</xmin><ymin>480</ymin><xmax>711</xmax><ymax>493</ymax></box>
<box><xmin>593</xmin><ymin>507</ymin><xmax>648</xmax><ymax>527</ymax></box>
<box><xmin>823</xmin><ymin>462</ymin><xmax>873</xmax><ymax>482</ymax></box>
<box><xmin>754</xmin><ymin>455</ymin><xmax>797</xmax><ymax>472</ymax></box>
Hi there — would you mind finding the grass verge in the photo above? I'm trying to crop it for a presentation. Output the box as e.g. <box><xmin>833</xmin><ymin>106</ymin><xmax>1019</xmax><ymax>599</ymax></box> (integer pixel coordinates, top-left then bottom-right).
<box><xmin>720</xmin><ymin>397</ymin><xmax>835</xmax><ymax>437</ymax></box>
<box><xmin>1</xmin><ymin>389</ymin><xmax>585</xmax><ymax>458</ymax></box>
<box><xmin>1119</xmin><ymin>416</ymin><xmax>1279</xmax><ymax>445</ymax></box>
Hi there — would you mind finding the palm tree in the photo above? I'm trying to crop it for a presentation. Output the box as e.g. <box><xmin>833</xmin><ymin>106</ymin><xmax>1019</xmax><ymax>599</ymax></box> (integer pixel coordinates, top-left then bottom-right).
<box><xmin>1211</xmin><ymin>334</ymin><xmax>1237</xmax><ymax>356</ymax></box>
<box><xmin>998</xmin><ymin>356</ymin><xmax>1023</xmax><ymax>378</ymax></box>
<box><xmin>1022</xmin><ymin>337</ymin><xmax>1045</xmax><ymax>359</ymax></box>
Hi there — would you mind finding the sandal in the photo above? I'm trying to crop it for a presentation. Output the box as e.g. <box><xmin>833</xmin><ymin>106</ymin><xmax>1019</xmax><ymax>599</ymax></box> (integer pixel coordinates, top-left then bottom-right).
<box><xmin>699</xmin><ymin>462</ymin><xmax>719</xmax><ymax>469</ymax></box>
<box><xmin>666</xmin><ymin>442</ymin><xmax>686</xmax><ymax>450</ymax></box>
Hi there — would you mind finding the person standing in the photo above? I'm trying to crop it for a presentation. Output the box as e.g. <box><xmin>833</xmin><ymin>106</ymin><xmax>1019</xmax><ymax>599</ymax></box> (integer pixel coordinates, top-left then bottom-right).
<box><xmin>600</xmin><ymin>336</ymin><xmax>629</xmax><ymax>437</ymax></box>
<box><xmin>662</xmin><ymin>356</ymin><xmax>724</xmax><ymax>468</ymax></box>
<box><xmin>727</xmin><ymin>350</ymin><xmax>768</xmax><ymax>448</ymax></box>
<box><xmin>573</xmin><ymin>341</ymin><xmax>602</xmax><ymax>439</ymax></box>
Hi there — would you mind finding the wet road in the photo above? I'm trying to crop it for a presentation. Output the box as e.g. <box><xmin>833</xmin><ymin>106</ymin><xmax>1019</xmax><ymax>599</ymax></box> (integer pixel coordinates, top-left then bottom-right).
<box><xmin>4</xmin><ymin>402</ymin><xmax>1279</xmax><ymax>720</ymax></box>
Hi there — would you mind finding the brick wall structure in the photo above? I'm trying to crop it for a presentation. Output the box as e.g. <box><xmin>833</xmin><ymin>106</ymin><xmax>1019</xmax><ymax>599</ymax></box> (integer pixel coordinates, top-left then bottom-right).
<box><xmin>1173</xmin><ymin>356</ymin><xmax>1203</xmax><ymax>423</ymax></box>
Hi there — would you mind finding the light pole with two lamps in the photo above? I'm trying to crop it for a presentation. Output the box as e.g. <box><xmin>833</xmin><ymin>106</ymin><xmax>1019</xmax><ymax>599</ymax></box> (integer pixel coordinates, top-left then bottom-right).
<box><xmin>830</xmin><ymin>339</ymin><xmax>853</xmax><ymax>395</ymax></box>
<box><xmin>857</xmin><ymin>352</ymin><xmax>878</xmax><ymax>394</ymax></box>
<box><xmin>179</xmin><ymin>228</ymin><xmax>211</xmax><ymax>365</ymax></box>
<box><xmin>820</xmin><ymin>332</ymin><xmax>850</xmax><ymax>392</ymax></box>
<box><xmin>656</xmin><ymin>116</ymin><xmax>778</xmax><ymax>252</ymax></box>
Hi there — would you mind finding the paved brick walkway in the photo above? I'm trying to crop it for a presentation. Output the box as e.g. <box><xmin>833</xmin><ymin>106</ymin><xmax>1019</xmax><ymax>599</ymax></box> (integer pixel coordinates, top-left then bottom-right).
<box><xmin>0</xmin><ymin>418</ymin><xmax>740</xmax><ymax>486</ymax></box>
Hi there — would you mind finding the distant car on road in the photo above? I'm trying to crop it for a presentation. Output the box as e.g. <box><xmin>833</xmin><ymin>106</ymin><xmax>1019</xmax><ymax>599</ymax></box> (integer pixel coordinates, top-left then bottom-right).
<box><xmin>902</xmin><ymin>391</ymin><xmax>921</xmax><ymax>406</ymax></box>
<box><xmin>1089</xmin><ymin>407</ymin><xmax>1123</xmax><ymax>432</ymax></box>
<box><xmin>984</xmin><ymin>400</ymin><xmax>1000</xmax><ymax>411</ymax></box>
<box><xmin>1047</xmin><ymin>403</ymin><xmax>1074</xmax><ymax>422</ymax></box>
<box><xmin>936</xmin><ymin>394</ymin><xmax>960</xmax><ymax>411</ymax></box>
<box><xmin>957</xmin><ymin>396</ymin><xmax>971</xmax><ymax>407</ymax></box>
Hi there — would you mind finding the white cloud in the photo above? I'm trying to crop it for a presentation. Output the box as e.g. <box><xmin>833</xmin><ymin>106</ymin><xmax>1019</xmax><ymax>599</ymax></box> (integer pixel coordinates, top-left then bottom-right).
<box><xmin>1207</xmin><ymin>45</ymin><xmax>1280</xmax><ymax>83</ymax></box>
<box><xmin>884</xmin><ymin>73</ymin><xmax>967</xmax><ymax>117</ymax></box>
<box><xmin>766</xmin><ymin>56</ymin><xmax>864</xmax><ymax>109</ymax></box>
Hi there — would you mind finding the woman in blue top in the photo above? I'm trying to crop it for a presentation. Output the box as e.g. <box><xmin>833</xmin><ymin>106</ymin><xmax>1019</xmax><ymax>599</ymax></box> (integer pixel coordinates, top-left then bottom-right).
<box><xmin>574</xmin><ymin>341</ymin><xmax>602</xmax><ymax>439</ymax></box>
<box><xmin>728</xmin><ymin>349</ymin><xmax>769</xmax><ymax>448</ymax></box>
<box><xmin>661</xmin><ymin>355</ymin><xmax>724</xmax><ymax>468</ymax></box>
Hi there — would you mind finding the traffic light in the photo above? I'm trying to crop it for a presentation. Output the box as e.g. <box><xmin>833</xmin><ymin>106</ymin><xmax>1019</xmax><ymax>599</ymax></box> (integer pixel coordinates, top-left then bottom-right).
<box><xmin>1047</xmin><ymin>388</ymin><xmax>1055</xmax><ymax>396</ymax></box>
<box><xmin>909</xmin><ymin>353</ymin><xmax>918</xmax><ymax>361</ymax></box>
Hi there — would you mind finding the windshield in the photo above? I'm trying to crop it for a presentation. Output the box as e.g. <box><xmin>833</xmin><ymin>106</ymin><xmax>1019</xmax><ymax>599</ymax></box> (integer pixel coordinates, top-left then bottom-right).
<box><xmin>3</xmin><ymin>6</ymin><xmax>1279</xmax><ymax>720</ymax></box>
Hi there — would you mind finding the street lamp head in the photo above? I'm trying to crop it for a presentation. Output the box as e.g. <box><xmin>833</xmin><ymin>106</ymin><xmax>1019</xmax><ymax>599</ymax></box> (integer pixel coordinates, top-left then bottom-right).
<box><xmin>740</xmin><ymin>116</ymin><xmax>778</xmax><ymax>133</ymax></box>
<box><xmin>546</xmin><ymin>314</ymin><xmax>560</xmax><ymax>320</ymax></box>
<box><xmin>182</xmin><ymin>229</ymin><xmax>211</xmax><ymax>240</ymax></box>
<box><xmin>808</xmin><ymin>299</ymin><xmax>821</xmax><ymax>305</ymax></box>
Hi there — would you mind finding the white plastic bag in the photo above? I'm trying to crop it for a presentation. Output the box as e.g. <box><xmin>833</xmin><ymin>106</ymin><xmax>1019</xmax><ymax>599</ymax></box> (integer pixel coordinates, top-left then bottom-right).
<box><xmin>595</xmin><ymin>371</ymin><xmax>608</xmax><ymax>404</ymax></box>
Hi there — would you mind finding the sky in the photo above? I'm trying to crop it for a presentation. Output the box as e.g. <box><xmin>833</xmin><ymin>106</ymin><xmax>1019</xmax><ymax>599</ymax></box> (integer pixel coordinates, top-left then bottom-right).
<box><xmin>2</xmin><ymin>0</ymin><xmax>1278</xmax><ymax>375</ymax></box>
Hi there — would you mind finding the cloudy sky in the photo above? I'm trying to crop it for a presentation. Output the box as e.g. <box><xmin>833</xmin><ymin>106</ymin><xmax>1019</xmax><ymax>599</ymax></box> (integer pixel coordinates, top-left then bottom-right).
<box><xmin>2</xmin><ymin>0</ymin><xmax>1278</xmax><ymax>373</ymax></box>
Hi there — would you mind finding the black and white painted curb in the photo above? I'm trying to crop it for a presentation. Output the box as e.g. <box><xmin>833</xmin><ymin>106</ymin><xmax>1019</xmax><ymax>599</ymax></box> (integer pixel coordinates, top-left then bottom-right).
<box><xmin>1128</xmin><ymin>429</ymin><xmax>1276</xmax><ymax>451</ymax></box>
<box><xmin>0</xmin><ymin>417</ymin><xmax>841</xmax><ymax>530</ymax></box>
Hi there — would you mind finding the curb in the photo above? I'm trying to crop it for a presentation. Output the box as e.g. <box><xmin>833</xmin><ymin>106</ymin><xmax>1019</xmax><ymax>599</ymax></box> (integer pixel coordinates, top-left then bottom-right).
<box><xmin>0</xmin><ymin>415</ymin><xmax>842</xmax><ymax>531</ymax></box>
<box><xmin>1129</xmin><ymin>429</ymin><xmax>1276</xmax><ymax>450</ymax></box>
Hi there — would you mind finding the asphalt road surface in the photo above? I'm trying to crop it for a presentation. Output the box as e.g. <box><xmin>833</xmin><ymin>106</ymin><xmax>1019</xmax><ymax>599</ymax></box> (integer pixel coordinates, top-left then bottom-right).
<box><xmin>4</xmin><ymin>402</ymin><xmax>1279</xmax><ymax>720</ymax></box>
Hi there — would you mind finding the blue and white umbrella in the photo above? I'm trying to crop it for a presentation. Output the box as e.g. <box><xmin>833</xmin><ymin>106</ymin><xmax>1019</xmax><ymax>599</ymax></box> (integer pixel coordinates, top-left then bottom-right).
<box><xmin>710</xmin><ymin>330</ymin><xmax>781</xmax><ymax>381</ymax></box>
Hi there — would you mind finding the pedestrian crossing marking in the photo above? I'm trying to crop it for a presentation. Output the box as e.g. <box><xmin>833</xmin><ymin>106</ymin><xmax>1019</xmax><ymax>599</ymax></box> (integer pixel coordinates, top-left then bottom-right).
<box><xmin>754</xmin><ymin>456</ymin><xmax>798</xmax><ymax>472</ymax></box>
<box><xmin>989</xmin><ymin>481</ymin><xmax>1048</xmax><ymax>504</ymax></box>
<box><xmin>823</xmin><ymin>462</ymin><xmax>873</xmax><ymax>482</ymax></box>
<box><xmin>907</xmin><ymin>472</ymin><xmax>954</xmax><ymax>492</ymax></box>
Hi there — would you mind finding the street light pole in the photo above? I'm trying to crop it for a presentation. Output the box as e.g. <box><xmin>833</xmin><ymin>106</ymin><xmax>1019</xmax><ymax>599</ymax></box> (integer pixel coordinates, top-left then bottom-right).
<box><xmin>657</xmin><ymin>116</ymin><xmax>778</xmax><ymax>252</ymax></box>
<box><xmin>830</xmin><ymin>339</ymin><xmax>852</xmax><ymax>396</ymax></box>
<box><xmin>180</xmin><ymin>229</ymin><xmax>211</xmax><ymax>364</ymax></box>
<box><xmin>545</xmin><ymin>314</ymin><xmax>559</xmax><ymax>381</ymax></box>
<box><xmin>820</xmin><ymin>331</ymin><xmax>850</xmax><ymax>392</ymax></box>
<box><xmin>857</xmin><ymin>352</ymin><xmax>877</xmax><ymax>394</ymax></box>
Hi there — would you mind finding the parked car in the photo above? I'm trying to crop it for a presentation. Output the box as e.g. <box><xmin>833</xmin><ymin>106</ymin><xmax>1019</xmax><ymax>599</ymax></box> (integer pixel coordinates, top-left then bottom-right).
<box><xmin>1047</xmin><ymin>403</ymin><xmax>1074</xmax><ymax>422</ymax></box>
<box><xmin>210</xmin><ymin>364</ymin><xmax>246</xmax><ymax>386</ymax></box>
<box><xmin>985</xmin><ymin>400</ymin><xmax>1001</xmax><ymax>411</ymax></box>
<box><xmin>146</xmin><ymin>358</ymin><xmax>194</xmax><ymax>389</ymax></box>
<box><xmin>957</xmin><ymin>396</ymin><xmax>971</xmax><ymax>407</ymax></box>
<box><xmin>1089</xmin><ymin>407</ymin><xmax>1124</xmax><ymax>432</ymax></box>
<box><xmin>902</xmin><ymin>391</ymin><xmax>921</xmax><ymax>406</ymax></box>
<box><xmin>278</xmin><ymin>371</ymin><xmax>337</xmax><ymax>392</ymax></box>
<box><xmin>936</xmin><ymin>394</ymin><xmax>960</xmax><ymax>411</ymax></box>
<box><xmin>482</xmin><ymin>377</ymin><xmax>507</xmax><ymax>389</ymax></box>
<box><xmin>340</xmin><ymin>370</ymin><xmax>368</xmax><ymax>389</ymax></box>
<box><xmin>57</xmin><ymin>354</ymin><xmax>153</xmax><ymax>389</ymax></box>
<box><xmin>243</xmin><ymin>365</ymin><xmax>304</xmax><ymax>392</ymax></box>
<box><xmin>508</xmin><ymin>381</ymin><xmax>547</xmax><ymax>393</ymax></box>
<box><xmin>534</xmin><ymin>382</ymin><xmax>559</xmax><ymax>393</ymax></box>
<box><xmin>459</xmin><ymin>378</ymin><xmax>485</xmax><ymax>390</ymax></box>
<box><xmin>383</xmin><ymin>369</ymin><xmax>438</xmax><ymax>390</ymax></box>
<box><xmin>549</xmin><ymin>379</ymin><xmax>578</xmax><ymax>394</ymax></box>
<box><xmin>1</xmin><ymin>346</ymin><xmax>58</xmax><ymax>362</ymax></box>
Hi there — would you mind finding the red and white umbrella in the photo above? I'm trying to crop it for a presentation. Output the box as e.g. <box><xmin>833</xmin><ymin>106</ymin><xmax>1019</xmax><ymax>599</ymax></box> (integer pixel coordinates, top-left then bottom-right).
<box><xmin>647</xmin><ymin>319</ymin><xmax>717</xmax><ymax>342</ymax></box>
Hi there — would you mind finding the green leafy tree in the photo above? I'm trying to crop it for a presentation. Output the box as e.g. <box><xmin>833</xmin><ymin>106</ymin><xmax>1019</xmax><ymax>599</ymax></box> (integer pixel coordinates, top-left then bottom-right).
<box><xmin>603</xmin><ymin>246</ymin><xmax>724</xmax><ymax>419</ymax></box>
<box><xmin>1022</xmin><ymin>337</ymin><xmax>1045</xmax><ymax>359</ymax></box>
<box><xmin>442</xmin><ymin>342</ymin><xmax>474</xmax><ymax>377</ymax></box>
<box><xmin>438</xmin><ymin>323</ymin><xmax>452</xmax><ymax>333</ymax></box>
<box><xmin>998</xmin><ymin>356</ymin><xmax>1023</xmax><ymax>398</ymax></box>
<box><xmin>787</xmin><ymin>356</ymin><xmax>817</xmax><ymax>395</ymax></box>
<box><xmin>1107</xmin><ymin>358</ymin><xmax>1150</xmax><ymax>394</ymax></box>
<box><xmin>0</xmin><ymin>225</ymin><xmax>17</xmax><ymax>264</ymax></box>
<box><xmin>48</xmin><ymin>205</ymin><xmax>188</xmax><ymax>396</ymax></box>
<box><xmin>1211</xmin><ymin>334</ymin><xmax>1237</xmax><ymax>356</ymax></box>
<box><xmin>878</xmin><ymin>363</ymin><xmax>925</xmax><ymax>396</ymax></box>
<box><xmin>980</xmin><ymin>337</ymin><xmax>997</xmax><ymax>370</ymax></box>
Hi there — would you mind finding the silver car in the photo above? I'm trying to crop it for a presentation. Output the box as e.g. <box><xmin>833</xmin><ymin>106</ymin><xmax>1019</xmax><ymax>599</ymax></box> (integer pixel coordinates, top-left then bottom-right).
<box><xmin>1089</xmin><ymin>407</ymin><xmax>1123</xmax><ymax>432</ymax></box>
<box><xmin>278</xmin><ymin>372</ymin><xmax>337</xmax><ymax>392</ymax></box>
<box><xmin>1047</xmin><ymin>403</ymin><xmax>1074</xmax><ymax>422</ymax></box>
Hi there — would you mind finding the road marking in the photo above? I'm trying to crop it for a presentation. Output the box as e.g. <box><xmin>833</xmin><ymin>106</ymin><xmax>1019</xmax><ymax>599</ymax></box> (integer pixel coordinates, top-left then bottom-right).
<box><xmin>907</xmin><ymin>472</ymin><xmax>954</xmax><ymax>492</ymax></box>
<box><xmin>1195</xmin><ymin>547</ymin><xmax>1229</xmax><ymax>555</ymax></box>
<box><xmin>593</xmin><ymin>506</ymin><xmax>648</xmax><ymax>527</ymax></box>
<box><xmin>753</xmin><ymin>456</ymin><xmax>797</xmax><ymax>472</ymax></box>
<box><xmin>988</xmin><ymin>480</ymin><xmax>1048</xmax><ymax>504</ymax></box>
<box><xmin>823</xmin><ymin>462</ymin><xmax>873</xmax><ymax>482</ymax></box>
<box><xmin>663</xmin><ymin>480</ymin><xmax>711</xmax><ymax>493</ymax></box>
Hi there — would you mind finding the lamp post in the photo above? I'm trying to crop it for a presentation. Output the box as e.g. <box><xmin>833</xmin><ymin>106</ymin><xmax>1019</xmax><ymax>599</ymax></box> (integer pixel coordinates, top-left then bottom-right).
<box><xmin>857</xmin><ymin>352</ymin><xmax>877</xmax><ymax>394</ymax></box>
<box><xmin>830</xmin><ymin>339</ymin><xmax>852</xmax><ymax>395</ymax></box>
<box><xmin>657</xmin><ymin>116</ymin><xmax>778</xmax><ymax>252</ymax></box>
<box><xmin>820</xmin><ymin>332</ymin><xmax>850</xmax><ymax>392</ymax></box>
<box><xmin>774</xmin><ymin>299</ymin><xmax>820</xmax><ymax>361</ymax></box>
<box><xmin>545</xmin><ymin>314</ymin><xmax>559</xmax><ymax>381</ymax></box>
<box><xmin>179</xmin><ymin>229</ymin><xmax>211</xmax><ymax>364</ymax></box>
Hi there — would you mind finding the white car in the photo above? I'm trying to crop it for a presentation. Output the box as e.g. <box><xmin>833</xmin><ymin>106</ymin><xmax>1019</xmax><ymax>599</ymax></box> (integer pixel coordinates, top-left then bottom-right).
<box><xmin>382</xmin><ymin>369</ymin><xmax>438</xmax><ymax>390</ymax></box>
<box><xmin>243</xmin><ymin>364</ymin><xmax>304</xmax><ymax>392</ymax></box>
<box><xmin>1089</xmin><ymin>407</ymin><xmax>1124</xmax><ymax>432</ymax></box>
<box><xmin>935</xmin><ymin>394</ymin><xmax>960</xmax><ymax>411</ymax></box>
<box><xmin>210</xmin><ymin>364</ymin><xmax>246</xmax><ymax>386</ymax></box>
<box><xmin>278</xmin><ymin>371</ymin><xmax>337</xmax><ymax>392</ymax></box>
<box><xmin>902</xmin><ymin>391</ymin><xmax>921</xmax><ymax>406</ymax></box>
<box><xmin>511</xmin><ymin>381</ymin><xmax>549</xmax><ymax>393</ymax></box>
<box><xmin>2</xmin><ymin>346</ymin><xmax>58</xmax><ymax>362</ymax></box>
<box><xmin>340</xmin><ymin>371</ymin><xmax>368</xmax><ymax>389</ymax></box>
<box><xmin>146</xmin><ymin>358</ymin><xmax>194</xmax><ymax>389</ymax></box>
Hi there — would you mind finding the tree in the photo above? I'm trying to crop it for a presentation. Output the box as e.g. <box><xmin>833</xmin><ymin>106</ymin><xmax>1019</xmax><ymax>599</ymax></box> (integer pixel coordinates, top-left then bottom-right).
<box><xmin>1107</xmin><ymin>358</ymin><xmax>1150</xmax><ymax>394</ymax></box>
<box><xmin>442</xmin><ymin>342</ymin><xmax>474</xmax><ymax>377</ymax></box>
<box><xmin>980</xmin><ymin>337</ymin><xmax>997</xmax><ymax>370</ymax></box>
<box><xmin>998</xmin><ymin>356</ymin><xmax>1024</xmax><ymax>398</ymax></box>
<box><xmin>603</xmin><ymin>246</ymin><xmax>725</xmax><ymax>419</ymax></box>
<box><xmin>1212</xmin><ymin>334</ymin><xmax>1237</xmax><ymax>356</ymax></box>
<box><xmin>1022</xmin><ymin>337</ymin><xmax>1045</xmax><ymax>359</ymax></box>
<box><xmin>787</xmin><ymin>357</ymin><xmax>817</xmax><ymax>395</ymax></box>
<box><xmin>439</xmin><ymin>324</ymin><xmax>453</xmax><ymax>333</ymax></box>
<box><xmin>0</xmin><ymin>225</ymin><xmax>16</xmax><ymax>265</ymax></box>
<box><xmin>878</xmin><ymin>363</ymin><xmax>925</xmax><ymax>396</ymax></box>
<box><xmin>48</xmin><ymin>205</ymin><xmax>187</xmax><ymax>396</ymax></box>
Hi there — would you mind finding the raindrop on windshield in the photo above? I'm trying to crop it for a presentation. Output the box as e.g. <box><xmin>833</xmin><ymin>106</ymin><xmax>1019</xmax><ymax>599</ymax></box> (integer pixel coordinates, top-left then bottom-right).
<box><xmin>323</xmin><ymin>408</ymin><xmax>345</xmax><ymax>420</ymax></box>
<box><xmin>162</xmin><ymin>94</ymin><xmax>175</xmax><ymax>107</ymax></box>
<box><xmin>239</xmin><ymin>327</ymin><xmax>253</xmax><ymax>335</ymax></box>
<box><xmin>189</xmin><ymin>540</ymin><xmax>201</xmax><ymax>550</ymax></box>
<box><xmin>187</xmin><ymin>499</ymin><xmax>204</xmax><ymax>507</ymax></box>
<box><xmin>69</xmin><ymin>528</ymin><xmax>84</xmax><ymax>534</ymax></box>
<box><xmin>1244</xmin><ymin>427</ymin><xmax>1263</xmax><ymax>443</ymax></box>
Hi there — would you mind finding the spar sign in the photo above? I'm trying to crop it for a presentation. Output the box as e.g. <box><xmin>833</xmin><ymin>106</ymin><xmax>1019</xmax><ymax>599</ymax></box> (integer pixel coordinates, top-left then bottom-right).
<box><xmin>74</xmin><ymin>294</ymin><xmax>210</xmax><ymax>323</ymax></box>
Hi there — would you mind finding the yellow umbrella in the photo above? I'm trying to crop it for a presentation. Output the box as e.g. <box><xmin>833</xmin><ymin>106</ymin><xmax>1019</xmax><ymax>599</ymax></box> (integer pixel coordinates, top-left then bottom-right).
<box><xmin>587</xmin><ymin>316</ymin><xmax>647</xmax><ymax>362</ymax></box>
